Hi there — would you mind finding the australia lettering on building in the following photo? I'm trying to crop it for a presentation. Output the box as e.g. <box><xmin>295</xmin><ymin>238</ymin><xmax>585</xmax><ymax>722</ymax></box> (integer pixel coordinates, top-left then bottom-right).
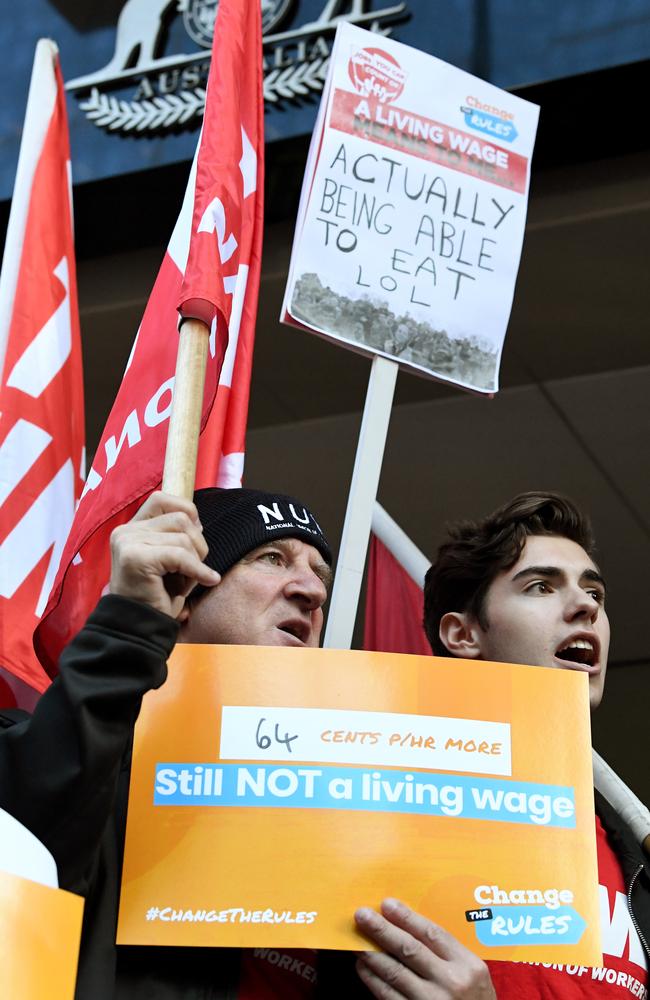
<box><xmin>66</xmin><ymin>0</ymin><xmax>409</xmax><ymax>135</ymax></box>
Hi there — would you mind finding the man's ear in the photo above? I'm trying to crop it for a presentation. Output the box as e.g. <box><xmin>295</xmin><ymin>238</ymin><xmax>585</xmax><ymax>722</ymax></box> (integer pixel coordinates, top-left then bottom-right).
<box><xmin>439</xmin><ymin>611</ymin><xmax>484</xmax><ymax>659</ymax></box>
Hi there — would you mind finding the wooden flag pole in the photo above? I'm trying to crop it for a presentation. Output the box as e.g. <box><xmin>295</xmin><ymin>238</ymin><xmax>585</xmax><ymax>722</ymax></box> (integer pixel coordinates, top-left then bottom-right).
<box><xmin>324</xmin><ymin>355</ymin><xmax>398</xmax><ymax>650</ymax></box>
<box><xmin>162</xmin><ymin>318</ymin><xmax>211</xmax><ymax>500</ymax></box>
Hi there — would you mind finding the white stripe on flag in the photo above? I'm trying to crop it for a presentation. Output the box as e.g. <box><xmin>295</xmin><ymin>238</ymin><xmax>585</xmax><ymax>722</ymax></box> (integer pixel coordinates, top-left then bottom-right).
<box><xmin>239</xmin><ymin>126</ymin><xmax>257</xmax><ymax>198</ymax></box>
<box><xmin>219</xmin><ymin>264</ymin><xmax>249</xmax><ymax>388</ymax></box>
<box><xmin>0</xmin><ymin>459</ymin><xmax>74</xmax><ymax>615</ymax></box>
<box><xmin>167</xmin><ymin>145</ymin><xmax>199</xmax><ymax>275</ymax></box>
<box><xmin>6</xmin><ymin>257</ymin><xmax>72</xmax><ymax>397</ymax></box>
<box><xmin>0</xmin><ymin>39</ymin><xmax>59</xmax><ymax>376</ymax></box>
<box><xmin>216</xmin><ymin>451</ymin><xmax>244</xmax><ymax>488</ymax></box>
<box><xmin>0</xmin><ymin>420</ymin><xmax>52</xmax><ymax>506</ymax></box>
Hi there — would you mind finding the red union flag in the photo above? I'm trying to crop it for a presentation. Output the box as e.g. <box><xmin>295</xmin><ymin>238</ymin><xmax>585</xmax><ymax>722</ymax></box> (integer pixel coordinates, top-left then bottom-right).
<box><xmin>0</xmin><ymin>41</ymin><xmax>85</xmax><ymax>697</ymax></box>
<box><xmin>35</xmin><ymin>0</ymin><xmax>264</xmax><ymax>675</ymax></box>
<box><xmin>363</xmin><ymin>517</ymin><xmax>431</xmax><ymax>656</ymax></box>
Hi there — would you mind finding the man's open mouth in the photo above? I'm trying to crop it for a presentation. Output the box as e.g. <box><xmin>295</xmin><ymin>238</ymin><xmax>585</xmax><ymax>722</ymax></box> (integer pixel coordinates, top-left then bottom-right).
<box><xmin>277</xmin><ymin>620</ymin><xmax>308</xmax><ymax>644</ymax></box>
<box><xmin>555</xmin><ymin>637</ymin><xmax>596</xmax><ymax>668</ymax></box>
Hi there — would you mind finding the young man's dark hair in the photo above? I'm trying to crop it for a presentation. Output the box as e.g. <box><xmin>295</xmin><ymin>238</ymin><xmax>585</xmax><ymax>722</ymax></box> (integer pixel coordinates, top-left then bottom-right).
<box><xmin>423</xmin><ymin>491</ymin><xmax>595</xmax><ymax>656</ymax></box>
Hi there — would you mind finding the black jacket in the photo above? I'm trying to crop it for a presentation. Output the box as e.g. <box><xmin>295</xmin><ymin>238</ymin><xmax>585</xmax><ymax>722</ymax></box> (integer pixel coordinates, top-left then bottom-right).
<box><xmin>595</xmin><ymin>788</ymin><xmax>650</xmax><ymax>963</ymax></box>
<box><xmin>0</xmin><ymin>595</ymin><xmax>172</xmax><ymax>896</ymax></box>
<box><xmin>1</xmin><ymin>599</ymin><xmax>648</xmax><ymax>997</ymax></box>
<box><xmin>0</xmin><ymin>596</ymin><xmax>248</xmax><ymax>999</ymax></box>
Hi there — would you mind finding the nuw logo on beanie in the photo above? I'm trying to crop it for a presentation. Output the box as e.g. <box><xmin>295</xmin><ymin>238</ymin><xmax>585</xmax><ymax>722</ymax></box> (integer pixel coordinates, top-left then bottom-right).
<box><xmin>257</xmin><ymin>501</ymin><xmax>323</xmax><ymax>537</ymax></box>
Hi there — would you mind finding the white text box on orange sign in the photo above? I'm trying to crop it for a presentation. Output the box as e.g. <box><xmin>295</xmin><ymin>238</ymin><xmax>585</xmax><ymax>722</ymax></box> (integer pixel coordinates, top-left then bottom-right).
<box><xmin>219</xmin><ymin>706</ymin><xmax>512</xmax><ymax>775</ymax></box>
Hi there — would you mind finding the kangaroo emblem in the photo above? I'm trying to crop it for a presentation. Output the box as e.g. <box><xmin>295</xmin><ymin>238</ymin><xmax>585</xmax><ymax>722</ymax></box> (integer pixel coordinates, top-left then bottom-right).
<box><xmin>98</xmin><ymin>0</ymin><xmax>190</xmax><ymax>75</ymax></box>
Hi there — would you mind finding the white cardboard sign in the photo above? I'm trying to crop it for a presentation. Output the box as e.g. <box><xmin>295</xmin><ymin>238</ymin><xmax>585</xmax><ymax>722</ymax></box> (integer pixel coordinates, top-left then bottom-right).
<box><xmin>282</xmin><ymin>23</ymin><xmax>540</xmax><ymax>393</ymax></box>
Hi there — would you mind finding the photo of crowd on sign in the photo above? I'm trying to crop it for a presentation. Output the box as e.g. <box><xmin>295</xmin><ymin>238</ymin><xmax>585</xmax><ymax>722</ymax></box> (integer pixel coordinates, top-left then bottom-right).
<box><xmin>291</xmin><ymin>271</ymin><xmax>499</xmax><ymax>390</ymax></box>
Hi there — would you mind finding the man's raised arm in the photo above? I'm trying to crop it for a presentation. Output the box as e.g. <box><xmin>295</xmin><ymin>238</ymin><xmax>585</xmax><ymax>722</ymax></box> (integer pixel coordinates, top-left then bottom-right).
<box><xmin>0</xmin><ymin>492</ymin><xmax>217</xmax><ymax>892</ymax></box>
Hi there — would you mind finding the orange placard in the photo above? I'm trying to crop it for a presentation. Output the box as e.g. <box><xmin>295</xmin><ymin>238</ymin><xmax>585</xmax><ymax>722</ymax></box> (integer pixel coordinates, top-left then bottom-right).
<box><xmin>0</xmin><ymin>869</ymin><xmax>84</xmax><ymax>999</ymax></box>
<box><xmin>117</xmin><ymin>646</ymin><xmax>601</xmax><ymax>964</ymax></box>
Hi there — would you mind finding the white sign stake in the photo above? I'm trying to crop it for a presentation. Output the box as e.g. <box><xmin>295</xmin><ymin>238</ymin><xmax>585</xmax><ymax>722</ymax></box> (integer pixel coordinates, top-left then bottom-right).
<box><xmin>324</xmin><ymin>355</ymin><xmax>398</xmax><ymax>649</ymax></box>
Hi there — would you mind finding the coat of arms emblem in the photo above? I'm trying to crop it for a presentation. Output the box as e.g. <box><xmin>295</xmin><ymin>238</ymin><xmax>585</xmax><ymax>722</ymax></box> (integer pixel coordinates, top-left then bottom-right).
<box><xmin>67</xmin><ymin>0</ymin><xmax>407</xmax><ymax>134</ymax></box>
<box><xmin>183</xmin><ymin>0</ymin><xmax>219</xmax><ymax>48</ymax></box>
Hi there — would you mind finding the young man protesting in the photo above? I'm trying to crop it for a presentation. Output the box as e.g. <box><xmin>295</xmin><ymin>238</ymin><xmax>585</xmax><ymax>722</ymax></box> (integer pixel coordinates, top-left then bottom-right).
<box><xmin>351</xmin><ymin>491</ymin><xmax>649</xmax><ymax>999</ymax></box>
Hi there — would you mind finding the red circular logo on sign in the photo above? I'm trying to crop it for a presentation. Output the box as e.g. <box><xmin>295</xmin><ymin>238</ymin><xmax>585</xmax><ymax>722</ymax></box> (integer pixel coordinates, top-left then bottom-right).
<box><xmin>348</xmin><ymin>47</ymin><xmax>406</xmax><ymax>104</ymax></box>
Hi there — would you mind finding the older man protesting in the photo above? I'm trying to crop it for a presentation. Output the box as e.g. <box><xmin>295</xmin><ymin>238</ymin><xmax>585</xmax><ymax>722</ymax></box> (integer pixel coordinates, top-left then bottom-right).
<box><xmin>1</xmin><ymin>487</ymin><xmax>334</xmax><ymax>998</ymax></box>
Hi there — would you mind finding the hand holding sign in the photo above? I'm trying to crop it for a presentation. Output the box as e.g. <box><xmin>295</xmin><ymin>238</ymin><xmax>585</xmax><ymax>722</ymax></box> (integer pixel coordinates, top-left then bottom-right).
<box><xmin>355</xmin><ymin>898</ymin><xmax>495</xmax><ymax>1000</ymax></box>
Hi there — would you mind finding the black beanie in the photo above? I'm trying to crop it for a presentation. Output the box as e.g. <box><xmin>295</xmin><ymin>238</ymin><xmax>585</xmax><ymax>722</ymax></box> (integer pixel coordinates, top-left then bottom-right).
<box><xmin>193</xmin><ymin>487</ymin><xmax>332</xmax><ymax>579</ymax></box>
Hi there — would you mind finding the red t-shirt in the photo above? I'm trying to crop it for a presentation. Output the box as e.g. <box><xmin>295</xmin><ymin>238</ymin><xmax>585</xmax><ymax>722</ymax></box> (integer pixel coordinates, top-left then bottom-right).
<box><xmin>487</xmin><ymin>816</ymin><xmax>648</xmax><ymax>998</ymax></box>
<box><xmin>237</xmin><ymin>948</ymin><xmax>317</xmax><ymax>999</ymax></box>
